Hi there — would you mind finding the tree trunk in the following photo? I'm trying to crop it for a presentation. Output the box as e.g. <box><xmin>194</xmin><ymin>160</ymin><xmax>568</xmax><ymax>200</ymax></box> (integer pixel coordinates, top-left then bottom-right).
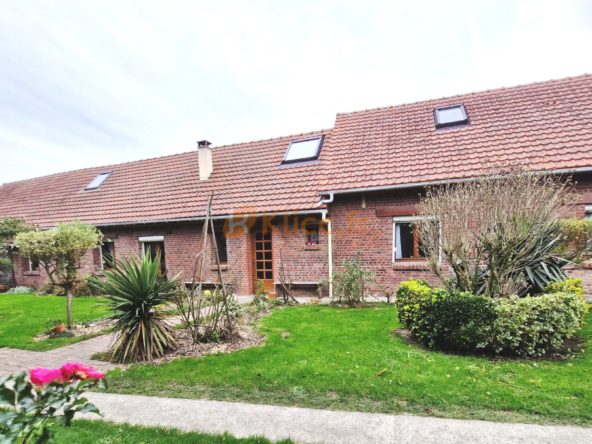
<box><xmin>66</xmin><ymin>288</ymin><xmax>73</xmax><ymax>329</ymax></box>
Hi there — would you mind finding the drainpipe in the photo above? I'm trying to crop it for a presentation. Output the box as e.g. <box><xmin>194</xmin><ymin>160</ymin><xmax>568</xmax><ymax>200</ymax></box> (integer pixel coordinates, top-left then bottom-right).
<box><xmin>321</xmin><ymin>209</ymin><xmax>333</xmax><ymax>299</ymax></box>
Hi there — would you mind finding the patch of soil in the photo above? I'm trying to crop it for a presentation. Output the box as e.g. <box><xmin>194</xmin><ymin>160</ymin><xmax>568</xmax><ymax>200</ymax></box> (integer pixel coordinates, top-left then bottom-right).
<box><xmin>34</xmin><ymin>319</ymin><xmax>114</xmax><ymax>341</ymax></box>
<box><xmin>392</xmin><ymin>328</ymin><xmax>585</xmax><ymax>362</ymax></box>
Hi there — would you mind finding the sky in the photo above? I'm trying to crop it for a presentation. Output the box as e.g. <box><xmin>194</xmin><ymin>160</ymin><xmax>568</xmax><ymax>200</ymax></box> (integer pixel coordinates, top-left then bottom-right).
<box><xmin>1</xmin><ymin>0</ymin><xmax>592</xmax><ymax>184</ymax></box>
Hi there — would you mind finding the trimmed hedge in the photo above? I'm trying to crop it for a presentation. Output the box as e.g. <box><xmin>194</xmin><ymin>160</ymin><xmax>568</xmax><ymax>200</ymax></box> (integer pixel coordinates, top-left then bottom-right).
<box><xmin>395</xmin><ymin>278</ymin><xmax>588</xmax><ymax>357</ymax></box>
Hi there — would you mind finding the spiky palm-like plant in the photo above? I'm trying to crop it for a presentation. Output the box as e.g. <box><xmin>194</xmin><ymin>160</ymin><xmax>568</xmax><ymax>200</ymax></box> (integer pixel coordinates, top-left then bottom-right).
<box><xmin>91</xmin><ymin>254</ymin><xmax>180</xmax><ymax>362</ymax></box>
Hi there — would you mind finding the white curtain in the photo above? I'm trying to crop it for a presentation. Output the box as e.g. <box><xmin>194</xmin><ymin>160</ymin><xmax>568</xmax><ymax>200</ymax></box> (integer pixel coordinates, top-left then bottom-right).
<box><xmin>395</xmin><ymin>224</ymin><xmax>402</xmax><ymax>259</ymax></box>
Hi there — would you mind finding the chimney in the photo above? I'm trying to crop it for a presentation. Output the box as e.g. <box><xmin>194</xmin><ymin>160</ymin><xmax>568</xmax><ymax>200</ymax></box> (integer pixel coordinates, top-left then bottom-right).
<box><xmin>197</xmin><ymin>140</ymin><xmax>213</xmax><ymax>180</ymax></box>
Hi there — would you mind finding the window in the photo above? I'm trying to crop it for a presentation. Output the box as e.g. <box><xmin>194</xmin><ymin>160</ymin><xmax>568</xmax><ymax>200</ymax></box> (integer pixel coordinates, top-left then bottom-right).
<box><xmin>304</xmin><ymin>221</ymin><xmax>319</xmax><ymax>245</ymax></box>
<box><xmin>85</xmin><ymin>171</ymin><xmax>112</xmax><ymax>190</ymax></box>
<box><xmin>282</xmin><ymin>136</ymin><xmax>324</xmax><ymax>164</ymax></box>
<box><xmin>142</xmin><ymin>240</ymin><xmax>166</xmax><ymax>274</ymax></box>
<box><xmin>29</xmin><ymin>259</ymin><xmax>39</xmax><ymax>272</ymax></box>
<box><xmin>393</xmin><ymin>217</ymin><xmax>426</xmax><ymax>262</ymax></box>
<box><xmin>434</xmin><ymin>105</ymin><xmax>469</xmax><ymax>129</ymax></box>
<box><xmin>216</xmin><ymin>233</ymin><xmax>228</xmax><ymax>264</ymax></box>
<box><xmin>100</xmin><ymin>241</ymin><xmax>115</xmax><ymax>269</ymax></box>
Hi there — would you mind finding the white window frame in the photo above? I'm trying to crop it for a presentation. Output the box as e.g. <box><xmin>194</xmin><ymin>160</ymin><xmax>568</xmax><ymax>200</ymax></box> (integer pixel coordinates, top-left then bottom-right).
<box><xmin>393</xmin><ymin>216</ymin><xmax>441</xmax><ymax>263</ymax></box>
<box><xmin>392</xmin><ymin>216</ymin><xmax>417</xmax><ymax>263</ymax></box>
<box><xmin>28</xmin><ymin>259</ymin><xmax>39</xmax><ymax>272</ymax></box>
<box><xmin>585</xmin><ymin>205</ymin><xmax>592</xmax><ymax>220</ymax></box>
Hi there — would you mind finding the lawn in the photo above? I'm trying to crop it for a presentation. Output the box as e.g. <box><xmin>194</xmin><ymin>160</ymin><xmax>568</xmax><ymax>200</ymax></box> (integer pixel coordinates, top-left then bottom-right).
<box><xmin>54</xmin><ymin>420</ymin><xmax>295</xmax><ymax>444</ymax></box>
<box><xmin>104</xmin><ymin>304</ymin><xmax>592</xmax><ymax>426</ymax></box>
<box><xmin>0</xmin><ymin>293</ymin><xmax>107</xmax><ymax>351</ymax></box>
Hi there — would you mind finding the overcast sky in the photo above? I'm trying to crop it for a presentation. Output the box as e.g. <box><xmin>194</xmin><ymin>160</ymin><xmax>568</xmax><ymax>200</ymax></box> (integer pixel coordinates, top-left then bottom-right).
<box><xmin>1</xmin><ymin>0</ymin><xmax>591</xmax><ymax>184</ymax></box>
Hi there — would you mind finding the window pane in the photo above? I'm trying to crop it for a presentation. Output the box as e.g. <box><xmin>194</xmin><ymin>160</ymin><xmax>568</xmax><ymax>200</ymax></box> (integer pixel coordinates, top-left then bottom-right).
<box><xmin>265</xmin><ymin>261</ymin><xmax>272</xmax><ymax>270</ymax></box>
<box><xmin>256</xmin><ymin>252</ymin><xmax>263</xmax><ymax>260</ymax></box>
<box><xmin>437</xmin><ymin>107</ymin><xmax>465</xmax><ymax>124</ymax></box>
<box><xmin>264</xmin><ymin>242</ymin><xmax>272</xmax><ymax>250</ymax></box>
<box><xmin>85</xmin><ymin>172</ymin><xmax>111</xmax><ymax>190</ymax></box>
<box><xmin>255</xmin><ymin>232</ymin><xmax>263</xmax><ymax>241</ymax></box>
<box><xmin>216</xmin><ymin>233</ymin><xmax>228</xmax><ymax>263</ymax></box>
<box><xmin>264</xmin><ymin>252</ymin><xmax>272</xmax><ymax>260</ymax></box>
<box><xmin>265</xmin><ymin>271</ymin><xmax>273</xmax><ymax>280</ymax></box>
<box><xmin>257</xmin><ymin>271</ymin><xmax>264</xmax><ymax>279</ymax></box>
<box><xmin>396</xmin><ymin>223</ymin><xmax>414</xmax><ymax>259</ymax></box>
<box><xmin>263</xmin><ymin>232</ymin><xmax>272</xmax><ymax>240</ymax></box>
<box><xmin>284</xmin><ymin>138</ymin><xmax>321</xmax><ymax>161</ymax></box>
<box><xmin>257</xmin><ymin>262</ymin><xmax>263</xmax><ymax>270</ymax></box>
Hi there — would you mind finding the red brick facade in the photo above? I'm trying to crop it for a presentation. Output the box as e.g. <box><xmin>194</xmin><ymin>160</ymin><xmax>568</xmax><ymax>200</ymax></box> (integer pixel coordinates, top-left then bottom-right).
<box><xmin>11</xmin><ymin>216</ymin><xmax>329</xmax><ymax>297</ymax></box>
<box><xmin>326</xmin><ymin>172</ymin><xmax>592</xmax><ymax>296</ymax></box>
<box><xmin>10</xmin><ymin>174</ymin><xmax>592</xmax><ymax>297</ymax></box>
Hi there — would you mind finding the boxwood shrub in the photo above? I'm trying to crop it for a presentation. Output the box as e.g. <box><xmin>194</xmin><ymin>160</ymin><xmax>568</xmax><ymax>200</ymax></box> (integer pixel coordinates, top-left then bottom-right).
<box><xmin>395</xmin><ymin>279</ymin><xmax>495</xmax><ymax>350</ymax></box>
<box><xmin>395</xmin><ymin>278</ymin><xmax>588</xmax><ymax>357</ymax></box>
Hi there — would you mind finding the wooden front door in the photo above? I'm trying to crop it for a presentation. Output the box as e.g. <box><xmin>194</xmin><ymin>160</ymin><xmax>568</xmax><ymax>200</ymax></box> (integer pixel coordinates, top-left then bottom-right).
<box><xmin>252</xmin><ymin>230</ymin><xmax>274</xmax><ymax>293</ymax></box>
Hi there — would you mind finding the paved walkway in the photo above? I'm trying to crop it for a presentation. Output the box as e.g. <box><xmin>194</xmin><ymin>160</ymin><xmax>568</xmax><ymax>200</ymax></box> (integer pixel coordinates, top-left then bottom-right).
<box><xmin>0</xmin><ymin>334</ymin><xmax>120</xmax><ymax>377</ymax></box>
<box><xmin>82</xmin><ymin>392</ymin><xmax>592</xmax><ymax>444</ymax></box>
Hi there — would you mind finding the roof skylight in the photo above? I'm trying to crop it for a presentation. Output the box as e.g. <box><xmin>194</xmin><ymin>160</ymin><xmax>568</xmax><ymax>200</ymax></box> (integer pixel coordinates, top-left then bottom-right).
<box><xmin>434</xmin><ymin>105</ymin><xmax>469</xmax><ymax>129</ymax></box>
<box><xmin>282</xmin><ymin>136</ymin><xmax>324</xmax><ymax>164</ymax></box>
<box><xmin>85</xmin><ymin>172</ymin><xmax>112</xmax><ymax>190</ymax></box>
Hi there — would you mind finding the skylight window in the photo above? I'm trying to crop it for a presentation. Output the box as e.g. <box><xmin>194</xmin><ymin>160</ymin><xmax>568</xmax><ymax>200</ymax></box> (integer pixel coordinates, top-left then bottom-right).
<box><xmin>434</xmin><ymin>105</ymin><xmax>469</xmax><ymax>129</ymax></box>
<box><xmin>85</xmin><ymin>171</ymin><xmax>112</xmax><ymax>190</ymax></box>
<box><xmin>282</xmin><ymin>136</ymin><xmax>324</xmax><ymax>164</ymax></box>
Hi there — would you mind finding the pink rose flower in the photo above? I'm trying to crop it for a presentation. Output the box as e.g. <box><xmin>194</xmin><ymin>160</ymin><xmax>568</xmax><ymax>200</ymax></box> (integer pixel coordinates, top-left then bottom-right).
<box><xmin>30</xmin><ymin>368</ymin><xmax>67</xmax><ymax>386</ymax></box>
<box><xmin>60</xmin><ymin>362</ymin><xmax>105</xmax><ymax>381</ymax></box>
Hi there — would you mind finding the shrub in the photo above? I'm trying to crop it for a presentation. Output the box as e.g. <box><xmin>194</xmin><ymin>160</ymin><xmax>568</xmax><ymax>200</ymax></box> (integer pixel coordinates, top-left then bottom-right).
<box><xmin>489</xmin><ymin>292</ymin><xmax>588</xmax><ymax>357</ymax></box>
<box><xmin>36</xmin><ymin>282</ymin><xmax>64</xmax><ymax>296</ymax></box>
<box><xmin>545</xmin><ymin>278</ymin><xmax>584</xmax><ymax>299</ymax></box>
<box><xmin>72</xmin><ymin>274</ymin><xmax>103</xmax><ymax>297</ymax></box>
<box><xmin>394</xmin><ymin>279</ymin><xmax>433</xmax><ymax>329</ymax></box>
<box><xmin>327</xmin><ymin>252</ymin><xmax>376</xmax><ymax>305</ymax></box>
<box><xmin>416</xmin><ymin>164</ymin><xmax>576</xmax><ymax>298</ymax></box>
<box><xmin>0</xmin><ymin>363</ymin><xmax>104</xmax><ymax>443</ymax></box>
<box><xmin>6</xmin><ymin>286</ymin><xmax>35</xmax><ymax>294</ymax></box>
<box><xmin>89</xmin><ymin>254</ymin><xmax>180</xmax><ymax>362</ymax></box>
<box><xmin>417</xmin><ymin>290</ymin><xmax>496</xmax><ymax>350</ymax></box>
<box><xmin>396</xmin><ymin>280</ymin><xmax>495</xmax><ymax>350</ymax></box>
<box><xmin>252</xmin><ymin>279</ymin><xmax>267</xmax><ymax>306</ymax></box>
<box><xmin>396</xmin><ymin>278</ymin><xmax>588</xmax><ymax>357</ymax></box>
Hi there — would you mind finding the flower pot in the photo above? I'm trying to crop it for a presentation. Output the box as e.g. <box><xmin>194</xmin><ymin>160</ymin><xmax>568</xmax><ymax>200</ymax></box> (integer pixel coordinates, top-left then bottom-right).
<box><xmin>51</xmin><ymin>323</ymin><xmax>66</xmax><ymax>334</ymax></box>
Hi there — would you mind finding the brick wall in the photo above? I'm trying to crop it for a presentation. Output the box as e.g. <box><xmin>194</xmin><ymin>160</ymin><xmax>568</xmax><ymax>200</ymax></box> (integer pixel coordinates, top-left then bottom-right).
<box><xmin>326</xmin><ymin>172</ymin><xmax>592</xmax><ymax>296</ymax></box>
<box><xmin>11</xmin><ymin>218</ymin><xmax>330</xmax><ymax>297</ymax></box>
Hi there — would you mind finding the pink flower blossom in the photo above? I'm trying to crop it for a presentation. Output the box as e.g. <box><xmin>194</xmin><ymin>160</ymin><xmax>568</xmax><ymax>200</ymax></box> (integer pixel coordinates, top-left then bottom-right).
<box><xmin>60</xmin><ymin>362</ymin><xmax>105</xmax><ymax>381</ymax></box>
<box><xmin>30</xmin><ymin>368</ymin><xmax>67</xmax><ymax>386</ymax></box>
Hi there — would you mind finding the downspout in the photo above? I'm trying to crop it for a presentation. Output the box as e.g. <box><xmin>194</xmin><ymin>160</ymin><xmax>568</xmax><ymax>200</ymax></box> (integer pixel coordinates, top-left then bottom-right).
<box><xmin>321</xmin><ymin>206</ymin><xmax>333</xmax><ymax>299</ymax></box>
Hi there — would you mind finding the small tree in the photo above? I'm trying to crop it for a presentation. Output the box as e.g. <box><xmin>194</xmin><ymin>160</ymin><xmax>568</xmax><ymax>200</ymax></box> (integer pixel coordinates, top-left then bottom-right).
<box><xmin>15</xmin><ymin>221</ymin><xmax>102</xmax><ymax>328</ymax></box>
<box><xmin>416</xmin><ymin>164</ymin><xmax>576</xmax><ymax>298</ymax></box>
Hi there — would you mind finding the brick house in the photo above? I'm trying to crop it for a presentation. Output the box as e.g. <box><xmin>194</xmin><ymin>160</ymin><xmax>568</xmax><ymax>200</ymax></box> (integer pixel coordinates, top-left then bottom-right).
<box><xmin>2</xmin><ymin>74</ymin><xmax>592</xmax><ymax>296</ymax></box>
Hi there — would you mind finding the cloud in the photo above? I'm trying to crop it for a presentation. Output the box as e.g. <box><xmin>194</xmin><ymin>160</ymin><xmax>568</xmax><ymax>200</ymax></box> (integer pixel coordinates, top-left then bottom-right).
<box><xmin>1</xmin><ymin>0</ymin><xmax>591</xmax><ymax>183</ymax></box>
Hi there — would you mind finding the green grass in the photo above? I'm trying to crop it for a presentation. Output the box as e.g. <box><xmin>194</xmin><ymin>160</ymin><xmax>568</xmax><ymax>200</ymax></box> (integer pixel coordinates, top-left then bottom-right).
<box><xmin>54</xmin><ymin>420</ymin><xmax>296</xmax><ymax>443</ymax></box>
<box><xmin>103</xmin><ymin>304</ymin><xmax>592</xmax><ymax>426</ymax></box>
<box><xmin>0</xmin><ymin>293</ymin><xmax>107</xmax><ymax>351</ymax></box>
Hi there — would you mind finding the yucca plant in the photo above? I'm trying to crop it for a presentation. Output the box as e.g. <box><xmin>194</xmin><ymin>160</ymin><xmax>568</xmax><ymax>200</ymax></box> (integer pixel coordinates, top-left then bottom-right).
<box><xmin>90</xmin><ymin>254</ymin><xmax>180</xmax><ymax>362</ymax></box>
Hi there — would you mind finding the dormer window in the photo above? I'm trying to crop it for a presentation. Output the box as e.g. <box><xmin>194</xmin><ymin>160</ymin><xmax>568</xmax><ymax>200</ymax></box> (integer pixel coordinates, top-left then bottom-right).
<box><xmin>85</xmin><ymin>171</ymin><xmax>112</xmax><ymax>190</ymax></box>
<box><xmin>282</xmin><ymin>136</ymin><xmax>324</xmax><ymax>164</ymax></box>
<box><xmin>434</xmin><ymin>105</ymin><xmax>469</xmax><ymax>129</ymax></box>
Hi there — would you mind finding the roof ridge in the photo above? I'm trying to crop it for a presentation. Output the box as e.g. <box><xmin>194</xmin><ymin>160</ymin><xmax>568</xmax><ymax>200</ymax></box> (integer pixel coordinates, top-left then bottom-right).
<box><xmin>0</xmin><ymin>127</ymin><xmax>333</xmax><ymax>187</ymax></box>
<box><xmin>335</xmin><ymin>73</ymin><xmax>592</xmax><ymax>117</ymax></box>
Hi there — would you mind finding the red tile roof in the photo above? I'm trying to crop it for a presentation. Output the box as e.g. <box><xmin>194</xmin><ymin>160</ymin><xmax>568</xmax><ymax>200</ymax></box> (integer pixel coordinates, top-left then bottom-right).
<box><xmin>2</xmin><ymin>74</ymin><xmax>592</xmax><ymax>227</ymax></box>
<box><xmin>0</xmin><ymin>130</ymin><xmax>331</xmax><ymax>227</ymax></box>
<box><xmin>319</xmin><ymin>74</ymin><xmax>592</xmax><ymax>192</ymax></box>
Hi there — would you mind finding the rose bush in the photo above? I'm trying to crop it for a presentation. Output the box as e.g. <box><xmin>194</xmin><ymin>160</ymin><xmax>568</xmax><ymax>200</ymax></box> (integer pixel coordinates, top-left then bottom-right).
<box><xmin>0</xmin><ymin>363</ymin><xmax>105</xmax><ymax>443</ymax></box>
